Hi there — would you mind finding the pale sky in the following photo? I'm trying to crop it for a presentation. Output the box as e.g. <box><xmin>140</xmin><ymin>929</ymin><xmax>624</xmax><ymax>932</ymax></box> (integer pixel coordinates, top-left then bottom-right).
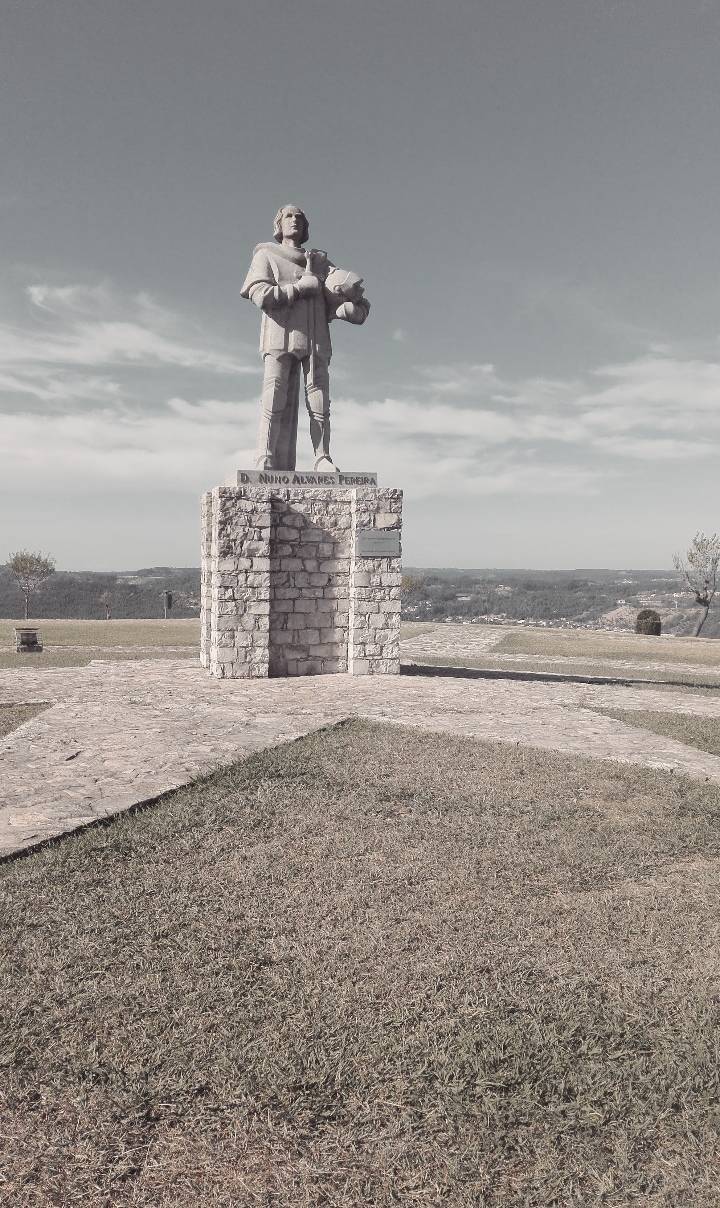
<box><xmin>1</xmin><ymin>0</ymin><xmax>719</xmax><ymax>570</ymax></box>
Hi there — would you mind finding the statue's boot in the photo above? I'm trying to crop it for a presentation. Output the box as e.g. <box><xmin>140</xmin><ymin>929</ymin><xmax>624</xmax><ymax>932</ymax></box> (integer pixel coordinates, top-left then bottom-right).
<box><xmin>314</xmin><ymin>455</ymin><xmax>338</xmax><ymax>472</ymax></box>
<box><xmin>310</xmin><ymin>415</ymin><xmax>338</xmax><ymax>472</ymax></box>
<box><xmin>254</xmin><ymin>409</ymin><xmax>284</xmax><ymax>470</ymax></box>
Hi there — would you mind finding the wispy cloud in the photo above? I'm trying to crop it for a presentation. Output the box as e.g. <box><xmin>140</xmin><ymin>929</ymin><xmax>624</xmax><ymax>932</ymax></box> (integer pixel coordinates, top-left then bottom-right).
<box><xmin>1</xmin><ymin>274</ymin><xmax>718</xmax><ymax>507</ymax></box>
<box><xmin>412</xmin><ymin>353</ymin><xmax>720</xmax><ymax>463</ymax></box>
<box><xmin>0</xmin><ymin>280</ymin><xmax>255</xmax><ymax>409</ymax></box>
<box><xmin>0</xmin><ymin>393</ymin><xmax>606</xmax><ymax>501</ymax></box>
<box><xmin>0</xmin><ymin>397</ymin><xmax>258</xmax><ymax>493</ymax></box>
<box><xmin>418</xmin><ymin>362</ymin><xmax>499</xmax><ymax>396</ymax></box>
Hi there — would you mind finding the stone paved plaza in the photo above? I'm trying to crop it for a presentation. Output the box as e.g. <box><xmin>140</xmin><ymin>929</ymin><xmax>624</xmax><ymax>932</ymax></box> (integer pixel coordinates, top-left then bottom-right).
<box><xmin>3</xmin><ymin>625</ymin><xmax>720</xmax><ymax>858</ymax></box>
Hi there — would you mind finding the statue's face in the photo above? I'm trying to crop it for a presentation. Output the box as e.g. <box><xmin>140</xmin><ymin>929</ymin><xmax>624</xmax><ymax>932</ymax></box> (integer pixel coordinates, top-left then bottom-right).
<box><xmin>280</xmin><ymin>206</ymin><xmax>306</xmax><ymax>242</ymax></box>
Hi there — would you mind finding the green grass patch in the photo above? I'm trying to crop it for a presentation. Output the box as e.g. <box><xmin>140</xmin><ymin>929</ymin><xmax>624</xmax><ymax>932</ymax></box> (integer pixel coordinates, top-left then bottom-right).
<box><xmin>3</xmin><ymin>722</ymin><xmax>720</xmax><ymax>1205</ymax></box>
<box><xmin>496</xmin><ymin>626</ymin><xmax>720</xmax><ymax>667</ymax></box>
<box><xmin>596</xmin><ymin>709</ymin><xmax>720</xmax><ymax>759</ymax></box>
<box><xmin>0</xmin><ymin>703</ymin><xmax>48</xmax><ymax>738</ymax></box>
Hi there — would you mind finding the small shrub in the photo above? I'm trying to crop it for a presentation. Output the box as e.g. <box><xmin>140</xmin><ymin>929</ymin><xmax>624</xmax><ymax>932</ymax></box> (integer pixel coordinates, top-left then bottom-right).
<box><xmin>635</xmin><ymin>608</ymin><xmax>661</xmax><ymax>636</ymax></box>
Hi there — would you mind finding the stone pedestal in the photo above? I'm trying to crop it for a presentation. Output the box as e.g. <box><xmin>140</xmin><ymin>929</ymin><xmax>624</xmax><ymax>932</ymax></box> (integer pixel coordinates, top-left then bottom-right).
<box><xmin>200</xmin><ymin>474</ymin><xmax>402</xmax><ymax>678</ymax></box>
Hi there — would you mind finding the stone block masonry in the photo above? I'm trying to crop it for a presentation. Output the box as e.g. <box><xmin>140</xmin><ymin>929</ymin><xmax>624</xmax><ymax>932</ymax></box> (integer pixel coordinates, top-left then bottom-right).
<box><xmin>201</xmin><ymin>481</ymin><xmax>402</xmax><ymax>678</ymax></box>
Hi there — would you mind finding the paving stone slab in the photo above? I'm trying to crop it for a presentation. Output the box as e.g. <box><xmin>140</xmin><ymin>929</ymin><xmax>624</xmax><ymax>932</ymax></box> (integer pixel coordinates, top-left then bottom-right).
<box><xmin>3</xmin><ymin>653</ymin><xmax>720</xmax><ymax>858</ymax></box>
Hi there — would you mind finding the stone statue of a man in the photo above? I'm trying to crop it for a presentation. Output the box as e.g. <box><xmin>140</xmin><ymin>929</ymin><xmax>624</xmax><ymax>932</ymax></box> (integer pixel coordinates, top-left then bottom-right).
<box><xmin>241</xmin><ymin>204</ymin><xmax>370</xmax><ymax>471</ymax></box>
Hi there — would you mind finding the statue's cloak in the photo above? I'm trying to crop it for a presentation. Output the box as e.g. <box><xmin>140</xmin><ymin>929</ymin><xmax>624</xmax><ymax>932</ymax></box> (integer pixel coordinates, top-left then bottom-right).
<box><xmin>241</xmin><ymin>243</ymin><xmax>333</xmax><ymax>360</ymax></box>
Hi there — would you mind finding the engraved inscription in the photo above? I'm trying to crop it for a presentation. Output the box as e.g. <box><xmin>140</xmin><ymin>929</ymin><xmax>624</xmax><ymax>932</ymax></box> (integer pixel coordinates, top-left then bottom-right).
<box><xmin>237</xmin><ymin>469</ymin><xmax>378</xmax><ymax>487</ymax></box>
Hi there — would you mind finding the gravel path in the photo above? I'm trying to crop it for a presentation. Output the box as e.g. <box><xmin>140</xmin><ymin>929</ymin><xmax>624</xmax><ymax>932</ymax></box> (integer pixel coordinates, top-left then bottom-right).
<box><xmin>3</xmin><ymin>648</ymin><xmax>720</xmax><ymax>858</ymax></box>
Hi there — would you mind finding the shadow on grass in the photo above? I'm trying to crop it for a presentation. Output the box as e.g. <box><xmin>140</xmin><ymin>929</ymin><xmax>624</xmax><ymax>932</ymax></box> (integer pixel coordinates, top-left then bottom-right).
<box><xmin>4</xmin><ymin>720</ymin><xmax>720</xmax><ymax>1205</ymax></box>
<box><xmin>400</xmin><ymin>660</ymin><xmax>720</xmax><ymax>690</ymax></box>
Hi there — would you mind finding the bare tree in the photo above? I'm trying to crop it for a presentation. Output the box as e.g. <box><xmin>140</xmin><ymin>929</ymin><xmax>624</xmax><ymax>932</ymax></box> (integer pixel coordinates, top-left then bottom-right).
<box><xmin>673</xmin><ymin>531</ymin><xmax>720</xmax><ymax>637</ymax></box>
<box><xmin>401</xmin><ymin>574</ymin><xmax>421</xmax><ymax>596</ymax></box>
<box><xmin>8</xmin><ymin>549</ymin><xmax>56</xmax><ymax>620</ymax></box>
<box><xmin>99</xmin><ymin>590</ymin><xmax>112</xmax><ymax>620</ymax></box>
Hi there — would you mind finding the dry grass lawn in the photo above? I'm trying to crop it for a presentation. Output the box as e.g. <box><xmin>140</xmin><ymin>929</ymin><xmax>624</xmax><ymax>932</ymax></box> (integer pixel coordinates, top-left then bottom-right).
<box><xmin>0</xmin><ymin>619</ymin><xmax>199</xmax><ymax>647</ymax></box>
<box><xmin>3</xmin><ymin>721</ymin><xmax>720</xmax><ymax>1206</ymax></box>
<box><xmin>597</xmin><ymin>709</ymin><xmax>720</xmax><ymax>759</ymax></box>
<box><xmin>400</xmin><ymin>621</ymin><xmax>438</xmax><ymax>640</ymax></box>
<box><xmin>0</xmin><ymin>704</ymin><xmax>48</xmax><ymax>739</ymax></box>
<box><xmin>496</xmin><ymin>627</ymin><xmax>720</xmax><ymax>667</ymax></box>
<box><xmin>0</xmin><ymin>648</ymin><xmax>198</xmax><ymax>671</ymax></box>
<box><xmin>0</xmin><ymin>619</ymin><xmax>199</xmax><ymax>669</ymax></box>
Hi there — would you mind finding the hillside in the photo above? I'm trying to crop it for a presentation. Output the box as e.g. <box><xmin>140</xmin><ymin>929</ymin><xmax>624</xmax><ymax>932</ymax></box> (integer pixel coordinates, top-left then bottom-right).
<box><xmin>0</xmin><ymin>566</ymin><xmax>201</xmax><ymax>621</ymax></box>
<box><xmin>1</xmin><ymin>564</ymin><xmax>717</xmax><ymax>636</ymax></box>
<box><xmin>402</xmin><ymin>568</ymin><xmax>720</xmax><ymax>638</ymax></box>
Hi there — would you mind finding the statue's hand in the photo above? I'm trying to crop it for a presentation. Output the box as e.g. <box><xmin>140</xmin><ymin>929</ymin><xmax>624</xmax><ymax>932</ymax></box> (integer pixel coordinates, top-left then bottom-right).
<box><xmin>305</xmin><ymin>249</ymin><xmax>330</xmax><ymax>279</ymax></box>
<box><xmin>296</xmin><ymin>273</ymin><xmax>321</xmax><ymax>298</ymax></box>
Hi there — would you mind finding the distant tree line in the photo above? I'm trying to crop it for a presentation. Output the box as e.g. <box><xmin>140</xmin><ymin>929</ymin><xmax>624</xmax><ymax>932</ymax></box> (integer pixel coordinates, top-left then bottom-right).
<box><xmin>401</xmin><ymin>567</ymin><xmax>720</xmax><ymax>636</ymax></box>
<box><xmin>402</xmin><ymin>573</ymin><xmax>622</xmax><ymax>623</ymax></box>
<box><xmin>0</xmin><ymin>566</ymin><xmax>201</xmax><ymax>620</ymax></box>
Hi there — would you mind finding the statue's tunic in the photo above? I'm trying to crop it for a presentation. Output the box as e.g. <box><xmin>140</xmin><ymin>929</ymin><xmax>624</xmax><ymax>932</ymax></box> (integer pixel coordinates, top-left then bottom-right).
<box><xmin>240</xmin><ymin>242</ymin><xmax>334</xmax><ymax>361</ymax></box>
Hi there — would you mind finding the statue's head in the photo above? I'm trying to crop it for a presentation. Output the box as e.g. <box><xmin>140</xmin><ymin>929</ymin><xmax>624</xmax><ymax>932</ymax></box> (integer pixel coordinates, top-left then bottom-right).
<box><xmin>273</xmin><ymin>204</ymin><xmax>309</xmax><ymax>245</ymax></box>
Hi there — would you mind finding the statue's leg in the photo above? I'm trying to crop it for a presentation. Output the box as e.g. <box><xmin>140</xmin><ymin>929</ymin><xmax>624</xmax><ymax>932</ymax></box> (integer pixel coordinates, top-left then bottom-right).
<box><xmin>256</xmin><ymin>353</ymin><xmax>293</xmax><ymax>469</ymax></box>
<box><xmin>304</xmin><ymin>355</ymin><xmax>336</xmax><ymax>471</ymax></box>
<box><xmin>274</xmin><ymin>358</ymin><xmax>300</xmax><ymax>470</ymax></box>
